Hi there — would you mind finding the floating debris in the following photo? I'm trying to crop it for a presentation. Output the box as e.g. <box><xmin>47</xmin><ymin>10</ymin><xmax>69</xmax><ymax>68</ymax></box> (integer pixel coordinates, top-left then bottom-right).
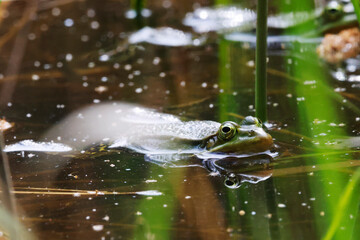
<box><xmin>0</xmin><ymin>119</ymin><xmax>13</xmax><ymax>131</ymax></box>
<box><xmin>317</xmin><ymin>27</ymin><xmax>360</xmax><ymax>63</ymax></box>
<box><xmin>94</xmin><ymin>85</ymin><xmax>108</xmax><ymax>93</ymax></box>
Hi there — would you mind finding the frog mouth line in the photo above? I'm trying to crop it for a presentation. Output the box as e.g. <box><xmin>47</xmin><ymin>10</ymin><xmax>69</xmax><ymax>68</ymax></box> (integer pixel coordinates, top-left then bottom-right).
<box><xmin>207</xmin><ymin>136</ymin><xmax>273</xmax><ymax>154</ymax></box>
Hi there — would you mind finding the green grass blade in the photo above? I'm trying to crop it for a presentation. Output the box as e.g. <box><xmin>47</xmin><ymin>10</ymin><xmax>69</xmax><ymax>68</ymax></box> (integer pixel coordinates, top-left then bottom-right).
<box><xmin>323</xmin><ymin>168</ymin><xmax>360</xmax><ymax>240</ymax></box>
<box><xmin>350</xmin><ymin>0</ymin><xmax>360</xmax><ymax>24</ymax></box>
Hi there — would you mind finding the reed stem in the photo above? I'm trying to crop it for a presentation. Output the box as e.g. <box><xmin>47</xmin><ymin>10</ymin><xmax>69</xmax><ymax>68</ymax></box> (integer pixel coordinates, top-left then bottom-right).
<box><xmin>0</xmin><ymin>132</ymin><xmax>19</xmax><ymax>239</ymax></box>
<box><xmin>135</xmin><ymin>0</ymin><xmax>143</xmax><ymax>17</ymax></box>
<box><xmin>255</xmin><ymin>0</ymin><xmax>268</xmax><ymax>122</ymax></box>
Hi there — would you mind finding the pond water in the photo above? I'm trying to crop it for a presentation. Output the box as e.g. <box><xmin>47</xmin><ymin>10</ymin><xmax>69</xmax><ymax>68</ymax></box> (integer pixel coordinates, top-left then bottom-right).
<box><xmin>0</xmin><ymin>0</ymin><xmax>359</xmax><ymax>239</ymax></box>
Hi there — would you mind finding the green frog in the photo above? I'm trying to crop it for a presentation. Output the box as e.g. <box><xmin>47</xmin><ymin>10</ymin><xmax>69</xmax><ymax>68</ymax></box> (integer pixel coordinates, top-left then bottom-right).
<box><xmin>4</xmin><ymin>103</ymin><xmax>274</xmax><ymax>189</ymax></box>
<box><xmin>38</xmin><ymin>103</ymin><xmax>273</xmax><ymax>156</ymax></box>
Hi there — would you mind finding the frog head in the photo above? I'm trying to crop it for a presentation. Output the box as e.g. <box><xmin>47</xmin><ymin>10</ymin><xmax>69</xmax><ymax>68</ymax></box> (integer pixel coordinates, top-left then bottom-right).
<box><xmin>204</xmin><ymin>116</ymin><xmax>273</xmax><ymax>153</ymax></box>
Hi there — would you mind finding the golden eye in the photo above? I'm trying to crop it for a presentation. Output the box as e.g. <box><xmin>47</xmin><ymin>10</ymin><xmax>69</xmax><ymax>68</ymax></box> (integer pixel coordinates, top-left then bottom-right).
<box><xmin>324</xmin><ymin>1</ymin><xmax>344</xmax><ymax>21</ymax></box>
<box><xmin>219</xmin><ymin>122</ymin><xmax>237</xmax><ymax>140</ymax></box>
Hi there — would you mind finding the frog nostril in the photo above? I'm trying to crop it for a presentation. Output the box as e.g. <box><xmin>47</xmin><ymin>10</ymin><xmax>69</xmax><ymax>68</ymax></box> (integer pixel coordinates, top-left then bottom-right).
<box><xmin>248</xmin><ymin>130</ymin><xmax>255</xmax><ymax>137</ymax></box>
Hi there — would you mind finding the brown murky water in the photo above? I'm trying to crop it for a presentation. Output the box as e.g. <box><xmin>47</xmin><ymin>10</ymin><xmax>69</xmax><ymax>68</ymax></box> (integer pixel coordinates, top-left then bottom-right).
<box><xmin>0</xmin><ymin>0</ymin><xmax>360</xmax><ymax>239</ymax></box>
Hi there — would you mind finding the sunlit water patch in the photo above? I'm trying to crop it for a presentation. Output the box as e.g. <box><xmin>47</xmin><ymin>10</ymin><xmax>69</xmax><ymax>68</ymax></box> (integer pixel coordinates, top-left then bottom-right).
<box><xmin>4</xmin><ymin>140</ymin><xmax>72</xmax><ymax>152</ymax></box>
<box><xmin>183</xmin><ymin>5</ymin><xmax>326</xmax><ymax>33</ymax></box>
<box><xmin>183</xmin><ymin>5</ymin><xmax>256</xmax><ymax>33</ymax></box>
<box><xmin>128</xmin><ymin>27</ymin><xmax>204</xmax><ymax>47</ymax></box>
<box><xmin>183</xmin><ymin>3</ymin><xmax>356</xmax><ymax>36</ymax></box>
<box><xmin>224</xmin><ymin>33</ymin><xmax>322</xmax><ymax>50</ymax></box>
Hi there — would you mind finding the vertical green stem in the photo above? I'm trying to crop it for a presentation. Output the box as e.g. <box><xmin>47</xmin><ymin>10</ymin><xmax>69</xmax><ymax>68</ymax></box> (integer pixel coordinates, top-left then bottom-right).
<box><xmin>255</xmin><ymin>0</ymin><xmax>268</xmax><ymax>122</ymax></box>
<box><xmin>131</xmin><ymin>0</ymin><xmax>145</xmax><ymax>28</ymax></box>
<box><xmin>0</xmin><ymin>132</ymin><xmax>19</xmax><ymax>239</ymax></box>
<box><xmin>135</xmin><ymin>0</ymin><xmax>143</xmax><ymax>17</ymax></box>
<box><xmin>351</xmin><ymin>0</ymin><xmax>360</xmax><ymax>24</ymax></box>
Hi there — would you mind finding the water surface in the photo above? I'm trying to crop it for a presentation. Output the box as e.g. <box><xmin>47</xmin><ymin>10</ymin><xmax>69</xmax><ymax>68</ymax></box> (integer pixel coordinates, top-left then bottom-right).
<box><xmin>0</xmin><ymin>0</ymin><xmax>359</xmax><ymax>239</ymax></box>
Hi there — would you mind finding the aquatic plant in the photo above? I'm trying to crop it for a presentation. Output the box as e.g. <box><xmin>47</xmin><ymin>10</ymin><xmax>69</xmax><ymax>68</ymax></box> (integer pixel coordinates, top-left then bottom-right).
<box><xmin>132</xmin><ymin>0</ymin><xmax>145</xmax><ymax>19</ymax></box>
<box><xmin>255</xmin><ymin>0</ymin><xmax>268</xmax><ymax>123</ymax></box>
<box><xmin>351</xmin><ymin>0</ymin><xmax>360</xmax><ymax>24</ymax></box>
<box><xmin>279</xmin><ymin>0</ymin><xmax>360</xmax><ymax>239</ymax></box>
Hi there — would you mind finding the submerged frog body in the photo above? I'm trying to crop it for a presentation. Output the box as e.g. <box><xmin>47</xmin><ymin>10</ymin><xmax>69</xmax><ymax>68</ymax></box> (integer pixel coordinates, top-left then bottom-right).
<box><xmin>40</xmin><ymin>102</ymin><xmax>273</xmax><ymax>156</ymax></box>
<box><xmin>110</xmin><ymin>116</ymin><xmax>273</xmax><ymax>155</ymax></box>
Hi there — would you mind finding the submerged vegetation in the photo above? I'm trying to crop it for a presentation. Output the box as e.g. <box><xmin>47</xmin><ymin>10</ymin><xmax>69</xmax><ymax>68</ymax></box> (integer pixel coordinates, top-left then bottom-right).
<box><xmin>0</xmin><ymin>0</ymin><xmax>359</xmax><ymax>239</ymax></box>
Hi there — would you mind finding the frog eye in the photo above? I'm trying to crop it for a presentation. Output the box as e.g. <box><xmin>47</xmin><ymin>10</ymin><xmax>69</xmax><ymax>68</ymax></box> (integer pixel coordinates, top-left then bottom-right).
<box><xmin>242</xmin><ymin>116</ymin><xmax>261</xmax><ymax>126</ymax></box>
<box><xmin>224</xmin><ymin>174</ymin><xmax>241</xmax><ymax>189</ymax></box>
<box><xmin>219</xmin><ymin>122</ymin><xmax>237</xmax><ymax>140</ymax></box>
<box><xmin>324</xmin><ymin>1</ymin><xmax>344</xmax><ymax>21</ymax></box>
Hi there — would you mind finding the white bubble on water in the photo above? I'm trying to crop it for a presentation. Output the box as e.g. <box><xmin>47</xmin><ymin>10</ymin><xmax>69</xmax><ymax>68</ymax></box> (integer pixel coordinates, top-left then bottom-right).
<box><xmin>52</xmin><ymin>8</ymin><xmax>61</xmax><ymax>16</ymax></box>
<box><xmin>87</xmin><ymin>9</ymin><xmax>96</xmax><ymax>18</ymax></box>
<box><xmin>90</xmin><ymin>21</ymin><xmax>100</xmax><ymax>29</ymax></box>
<box><xmin>99</xmin><ymin>54</ymin><xmax>109</xmax><ymax>62</ymax></box>
<box><xmin>92</xmin><ymin>225</ymin><xmax>104</xmax><ymax>232</ymax></box>
<box><xmin>124</xmin><ymin>64</ymin><xmax>132</xmax><ymax>71</ymax></box>
<box><xmin>64</xmin><ymin>18</ymin><xmax>74</xmax><ymax>27</ymax></box>
<box><xmin>81</xmin><ymin>35</ymin><xmax>89</xmax><ymax>42</ymax></box>
<box><xmin>28</xmin><ymin>33</ymin><xmax>36</xmax><ymax>40</ymax></box>
<box><xmin>32</xmin><ymin>74</ymin><xmax>40</xmax><ymax>81</ymax></box>
<box><xmin>65</xmin><ymin>53</ymin><xmax>73</xmax><ymax>62</ymax></box>
<box><xmin>278</xmin><ymin>203</ymin><xmax>286</xmax><ymax>208</ymax></box>
<box><xmin>153</xmin><ymin>57</ymin><xmax>160</xmax><ymax>65</ymax></box>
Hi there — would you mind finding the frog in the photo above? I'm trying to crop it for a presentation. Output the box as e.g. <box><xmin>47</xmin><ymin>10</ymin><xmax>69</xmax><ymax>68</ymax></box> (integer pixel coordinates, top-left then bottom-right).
<box><xmin>4</xmin><ymin>102</ymin><xmax>274</xmax><ymax>189</ymax></box>
<box><xmin>104</xmin><ymin>107</ymin><xmax>273</xmax><ymax>156</ymax></box>
<box><xmin>21</xmin><ymin>102</ymin><xmax>272</xmax><ymax>156</ymax></box>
